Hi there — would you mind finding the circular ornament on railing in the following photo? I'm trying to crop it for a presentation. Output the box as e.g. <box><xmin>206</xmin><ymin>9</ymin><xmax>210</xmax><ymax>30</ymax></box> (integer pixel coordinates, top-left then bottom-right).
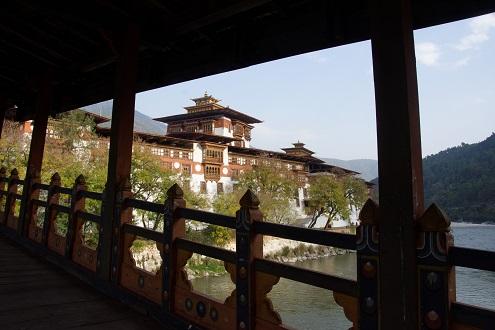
<box><xmin>363</xmin><ymin>297</ymin><xmax>376</xmax><ymax>314</ymax></box>
<box><xmin>210</xmin><ymin>307</ymin><xmax>218</xmax><ymax>321</ymax></box>
<box><xmin>425</xmin><ymin>272</ymin><xmax>440</xmax><ymax>291</ymax></box>
<box><xmin>424</xmin><ymin>310</ymin><xmax>442</xmax><ymax>329</ymax></box>
<box><xmin>196</xmin><ymin>301</ymin><xmax>206</xmax><ymax>317</ymax></box>
<box><xmin>362</xmin><ymin>261</ymin><xmax>376</xmax><ymax>279</ymax></box>
<box><xmin>185</xmin><ymin>298</ymin><xmax>193</xmax><ymax>311</ymax></box>
<box><xmin>239</xmin><ymin>266</ymin><xmax>247</xmax><ymax>279</ymax></box>
<box><xmin>138</xmin><ymin>275</ymin><xmax>145</xmax><ymax>288</ymax></box>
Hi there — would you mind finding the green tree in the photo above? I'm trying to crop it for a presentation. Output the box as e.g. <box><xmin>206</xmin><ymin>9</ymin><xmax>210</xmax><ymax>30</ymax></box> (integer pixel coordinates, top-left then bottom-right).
<box><xmin>306</xmin><ymin>175</ymin><xmax>349</xmax><ymax>229</ymax></box>
<box><xmin>238</xmin><ymin>162</ymin><xmax>298</xmax><ymax>224</ymax></box>
<box><xmin>342</xmin><ymin>176</ymin><xmax>368</xmax><ymax>214</ymax></box>
<box><xmin>213</xmin><ymin>162</ymin><xmax>298</xmax><ymax>224</ymax></box>
<box><xmin>0</xmin><ymin>120</ymin><xmax>30</xmax><ymax>174</ymax></box>
<box><xmin>131</xmin><ymin>143</ymin><xmax>208</xmax><ymax>230</ymax></box>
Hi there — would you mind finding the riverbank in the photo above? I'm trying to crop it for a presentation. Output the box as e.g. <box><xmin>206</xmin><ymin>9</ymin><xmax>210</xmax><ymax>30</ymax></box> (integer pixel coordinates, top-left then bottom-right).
<box><xmin>131</xmin><ymin>235</ymin><xmax>353</xmax><ymax>279</ymax></box>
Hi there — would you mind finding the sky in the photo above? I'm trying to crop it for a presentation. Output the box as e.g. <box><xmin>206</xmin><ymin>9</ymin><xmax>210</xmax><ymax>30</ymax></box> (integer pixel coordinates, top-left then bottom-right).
<box><xmin>135</xmin><ymin>14</ymin><xmax>495</xmax><ymax>160</ymax></box>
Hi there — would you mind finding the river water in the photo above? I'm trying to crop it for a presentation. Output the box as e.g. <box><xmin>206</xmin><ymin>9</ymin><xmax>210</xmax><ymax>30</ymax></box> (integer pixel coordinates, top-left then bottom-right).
<box><xmin>191</xmin><ymin>224</ymin><xmax>495</xmax><ymax>329</ymax></box>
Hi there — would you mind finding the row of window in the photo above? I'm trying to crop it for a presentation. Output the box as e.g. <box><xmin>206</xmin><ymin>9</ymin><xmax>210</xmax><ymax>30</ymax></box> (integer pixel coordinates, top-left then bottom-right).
<box><xmin>168</xmin><ymin>122</ymin><xmax>214</xmax><ymax>134</ymax></box>
<box><xmin>228</xmin><ymin>156</ymin><xmax>304</xmax><ymax>171</ymax></box>
<box><xmin>150</xmin><ymin>147</ymin><xmax>192</xmax><ymax>160</ymax></box>
<box><xmin>204</xmin><ymin>149</ymin><xmax>223</xmax><ymax>161</ymax></box>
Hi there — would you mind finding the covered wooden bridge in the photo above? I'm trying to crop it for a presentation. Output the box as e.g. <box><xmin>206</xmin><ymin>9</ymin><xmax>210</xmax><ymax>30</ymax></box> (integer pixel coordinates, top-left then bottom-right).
<box><xmin>1</xmin><ymin>1</ymin><xmax>495</xmax><ymax>329</ymax></box>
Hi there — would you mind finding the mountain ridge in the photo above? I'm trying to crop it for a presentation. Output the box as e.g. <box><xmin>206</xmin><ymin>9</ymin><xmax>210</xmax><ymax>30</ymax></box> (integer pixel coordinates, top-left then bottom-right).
<box><xmin>320</xmin><ymin>158</ymin><xmax>378</xmax><ymax>181</ymax></box>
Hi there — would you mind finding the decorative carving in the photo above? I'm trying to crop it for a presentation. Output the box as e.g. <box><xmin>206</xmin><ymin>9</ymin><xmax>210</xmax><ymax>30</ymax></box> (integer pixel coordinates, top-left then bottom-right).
<box><xmin>255</xmin><ymin>271</ymin><xmax>282</xmax><ymax>325</ymax></box>
<box><xmin>175</xmin><ymin>248</ymin><xmax>193</xmax><ymax>290</ymax></box>
<box><xmin>120</xmin><ymin>233</ymin><xmax>163</xmax><ymax>304</ymax></box>
<box><xmin>356</xmin><ymin>200</ymin><xmax>380</xmax><ymax>329</ymax></box>
<box><xmin>333</xmin><ymin>292</ymin><xmax>358</xmax><ymax>330</ymax></box>
<box><xmin>5</xmin><ymin>168</ymin><xmax>20</xmax><ymax>230</ymax></box>
<box><xmin>46</xmin><ymin>175</ymin><xmax>65</xmax><ymax>256</ymax></box>
<box><xmin>417</xmin><ymin>203</ymin><xmax>454</xmax><ymax>330</ymax></box>
<box><xmin>27</xmin><ymin>170</ymin><xmax>43</xmax><ymax>243</ymax></box>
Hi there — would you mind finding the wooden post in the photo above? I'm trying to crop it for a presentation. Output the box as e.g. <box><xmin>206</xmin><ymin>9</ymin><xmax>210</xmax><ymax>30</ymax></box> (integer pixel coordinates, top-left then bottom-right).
<box><xmin>110</xmin><ymin>178</ymin><xmax>132</xmax><ymax>282</ymax></box>
<box><xmin>416</xmin><ymin>204</ymin><xmax>454</xmax><ymax>330</ymax></box>
<box><xmin>27</xmin><ymin>169</ymin><xmax>43</xmax><ymax>243</ymax></box>
<box><xmin>42</xmin><ymin>173</ymin><xmax>61</xmax><ymax>244</ymax></box>
<box><xmin>19</xmin><ymin>76</ymin><xmax>52</xmax><ymax>236</ymax></box>
<box><xmin>162</xmin><ymin>183</ymin><xmax>186</xmax><ymax>313</ymax></box>
<box><xmin>356</xmin><ymin>199</ymin><xmax>380</xmax><ymax>330</ymax></box>
<box><xmin>66</xmin><ymin>175</ymin><xmax>87</xmax><ymax>259</ymax></box>
<box><xmin>236</xmin><ymin>189</ymin><xmax>263</xmax><ymax>330</ymax></box>
<box><xmin>98</xmin><ymin>23</ymin><xmax>140</xmax><ymax>281</ymax></box>
<box><xmin>5</xmin><ymin>169</ymin><xmax>19</xmax><ymax>230</ymax></box>
<box><xmin>370</xmin><ymin>0</ymin><xmax>423</xmax><ymax>328</ymax></box>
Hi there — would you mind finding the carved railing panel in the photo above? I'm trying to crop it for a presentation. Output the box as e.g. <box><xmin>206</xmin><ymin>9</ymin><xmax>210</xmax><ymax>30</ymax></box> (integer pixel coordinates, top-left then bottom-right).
<box><xmin>46</xmin><ymin>175</ymin><xmax>67</xmax><ymax>256</ymax></box>
<box><xmin>417</xmin><ymin>204</ymin><xmax>454</xmax><ymax>330</ymax></box>
<box><xmin>27</xmin><ymin>171</ymin><xmax>44</xmax><ymax>243</ymax></box>
<box><xmin>71</xmin><ymin>175</ymin><xmax>98</xmax><ymax>272</ymax></box>
<box><xmin>120</xmin><ymin>233</ymin><xmax>163</xmax><ymax>304</ymax></box>
<box><xmin>5</xmin><ymin>169</ymin><xmax>20</xmax><ymax>230</ymax></box>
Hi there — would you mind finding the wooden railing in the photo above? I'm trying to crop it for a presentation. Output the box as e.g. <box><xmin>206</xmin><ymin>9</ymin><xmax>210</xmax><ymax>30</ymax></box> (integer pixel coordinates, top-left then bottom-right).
<box><xmin>0</xmin><ymin>166</ymin><xmax>494</xmax><ymax>330</ymax></box>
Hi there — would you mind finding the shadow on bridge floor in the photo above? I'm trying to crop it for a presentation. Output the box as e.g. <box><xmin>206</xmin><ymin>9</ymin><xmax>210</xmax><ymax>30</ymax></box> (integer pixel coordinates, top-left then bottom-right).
<box><xmin>0</xmin><ymin>236</ymin><xmax>162</xmax><ymax>330</ymax></box>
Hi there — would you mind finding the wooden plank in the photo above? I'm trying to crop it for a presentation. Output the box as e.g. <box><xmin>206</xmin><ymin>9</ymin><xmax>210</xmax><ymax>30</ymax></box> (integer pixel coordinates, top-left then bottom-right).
<box><xmin>370</xmin><ymin>0</ymin><xmax>423</xmax><ymax>328</ymax></box>
<box><xmin>0</xmin><ymin>236</ymin><xmax>162</xmax><ymax>329</ymax></box>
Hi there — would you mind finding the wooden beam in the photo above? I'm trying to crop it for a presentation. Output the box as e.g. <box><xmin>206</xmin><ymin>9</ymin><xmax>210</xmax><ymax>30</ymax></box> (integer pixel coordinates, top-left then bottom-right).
<box><xmin>98</xmin><ymin>23</ymin><xmax>139</xmax><ymax>281</ymax></box>
<box><xmin>370</xmin><ymin>0</ymin><xmax>423</xmax><ymax>328</ymax></box>
<box><xmin>18</xmin><ymin>74</ymin><xmax>52</xmax><ymax>235</ymax></box>
<box><xmin>25</xmin><ymin>76</ymin><xmax>52</xmax><ymax>178</ymax></box>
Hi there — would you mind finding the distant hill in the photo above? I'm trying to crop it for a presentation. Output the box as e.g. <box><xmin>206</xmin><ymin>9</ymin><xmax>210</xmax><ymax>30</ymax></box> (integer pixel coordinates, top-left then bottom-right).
<box><xmin>321</xmin><ymin>158</ymin><xmax>378</xmax><ymax>181</ymax></box>
<box><xmin>370</xmin><ymin>133</ymin><xmax>495</xmax><ymax>223</ymax></box>
<box><xmin>81</xmin><ymin>100</ymin><xmax>166</xmax><ymax>136</ymax></box>
<box><xmin>423</xmin><ymin>133</ymin><xmax>495</xmax><ymax>223</ymax></box>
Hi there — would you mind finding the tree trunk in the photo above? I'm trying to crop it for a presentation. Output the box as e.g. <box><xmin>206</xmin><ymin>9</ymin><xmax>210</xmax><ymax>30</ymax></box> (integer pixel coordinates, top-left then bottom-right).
<box><xmin>308</xmin><ymin>208</ymin><xmax>323</xmax><ymax>228</ymax></box>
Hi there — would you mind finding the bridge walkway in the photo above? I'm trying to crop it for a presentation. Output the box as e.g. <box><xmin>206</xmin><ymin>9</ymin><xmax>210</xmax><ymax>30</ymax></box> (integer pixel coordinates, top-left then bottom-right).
<box><xmin>0</xmin><ymin>236</ymin><xmax>162</xmax><ymax>330</ymax></box>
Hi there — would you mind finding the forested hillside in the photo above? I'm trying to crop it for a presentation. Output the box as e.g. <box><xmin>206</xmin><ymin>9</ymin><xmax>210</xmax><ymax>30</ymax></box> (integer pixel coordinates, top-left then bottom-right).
<box><xmin>370</xmin><ymin>134</ymin><xmax>495</xmax><ymax>223</ymax></box>
<box><xmin>423</xmin><ymin>133</ymin><xmax>495</xmax><ymax>223</ymax></box>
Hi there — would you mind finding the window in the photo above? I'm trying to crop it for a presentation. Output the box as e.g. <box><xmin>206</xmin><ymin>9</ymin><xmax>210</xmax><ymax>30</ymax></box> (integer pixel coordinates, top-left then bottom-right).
<box><xmin>200</xmin><ymin>181</ymin><xmax>206</xmax><ymax>193</ymax></box>
<box><xmin>231</xmin><ymin>169</ymin><xmax>240</xmax><ymax>179</ymax></box>
<box><xmin>204</xmin><ymin>149</ymin><xmax>223</xmax><ymax>162</ymax></box>
<box><xmin>202</xmin><ymin>122</ymin><xmax>213</xmax><ymax>133</ymax></box>
<box><xmin>217</xmin><ymin>182</ymin><xmax>224</xmax><ymax>194</ymax></box>
<box><xmin>151</xmin><ymin>147</ymin><xmax>164</xmax><ymax>156</ymax></box>
<box><xmin>182</xmin><ymin>165</ymin><xmax>191</xmax><ymax>175</ymax></box>
<box><xmin>204</xmin><ymin>165</ymin><xmax>221</xmax><ymax>180</ymax></box>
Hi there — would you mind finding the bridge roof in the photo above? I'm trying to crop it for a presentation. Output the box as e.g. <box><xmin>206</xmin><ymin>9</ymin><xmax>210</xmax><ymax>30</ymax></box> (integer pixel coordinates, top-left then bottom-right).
<box><xmin>2</xmin><ymin>1</ymin><xmax>495</xmax><ymax>120</ymax></box>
